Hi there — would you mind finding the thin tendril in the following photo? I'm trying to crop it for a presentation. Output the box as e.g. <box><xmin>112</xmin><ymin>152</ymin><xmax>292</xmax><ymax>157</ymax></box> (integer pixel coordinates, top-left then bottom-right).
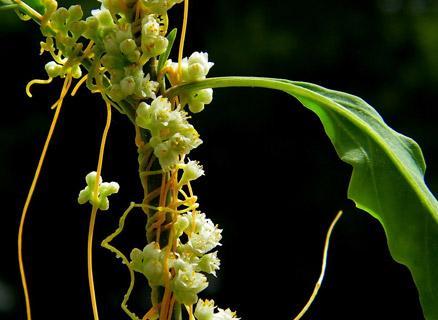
<box><xmin>26</xmin><ymin>77</ymin><xmax>53</xmax><ymax>98</ymax></box>
<box><xmin>18</xmin><ymin>73</ymin><xmax>72</xmax><ymax>320</ymax></box>
<box><xmin>88</xmin><ymin>101</ymin><xmax>113</xmax><ymax>320</ymax></box>
<box><xmin>71</xmin><ymin>74</ymin><xmax>88</xmax><ymax>96</ymax></box>
<box><xmin>292</xmin><ymin>210</ymin><xmax>343</xmax><ymax>320</ymax></box>
<box><xmin>13</xmin><ymin>0</ymin><xmax>42</xmax><ymax>21</ymax></box>
<box><xmin>101</xmin><ymin>202</ymin><xmax>141</xmax><ymax>320</ymax></box>
<box><xmin>177</xmin><ymin>0</ymin><xmax>189</xmax><ymax>81</ymax></box>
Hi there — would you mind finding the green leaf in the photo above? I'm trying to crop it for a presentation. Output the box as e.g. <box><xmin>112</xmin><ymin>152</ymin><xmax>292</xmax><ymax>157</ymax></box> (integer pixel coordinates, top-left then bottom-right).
<box><xmin>166</xmin><ymin>77</ymin><xmax>438</xmax><ymax>319</ymax></box>
<box><xmin>157</xmin><ymin>28</ymin><xmax>178</xmax><ymax>74</ymax></box>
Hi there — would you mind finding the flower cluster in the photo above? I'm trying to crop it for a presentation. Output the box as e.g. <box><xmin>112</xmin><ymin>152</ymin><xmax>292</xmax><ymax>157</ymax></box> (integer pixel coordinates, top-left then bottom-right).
<box><xmin>136</xmin><ymin>96</ymin><xmax>202</xmax><ymax>170</ymax></box>
<box><xmin>40</xmin><ymin>0</ymin><xmax>86</xmax><ymax>79</ymax></box>
<box><xmin>130</xmin><ymin>211</ymin><xmax>222</xmax><ymax>305</ymax></box>
<box><xmin>85</xmin><ymin>9</ymin><xmax>162</xmax><ymax>101</ymax></box>
<box><xmin>31</xmin><ymin>0</ymin><xmax>239</xmax><ymax>317</ymax></box>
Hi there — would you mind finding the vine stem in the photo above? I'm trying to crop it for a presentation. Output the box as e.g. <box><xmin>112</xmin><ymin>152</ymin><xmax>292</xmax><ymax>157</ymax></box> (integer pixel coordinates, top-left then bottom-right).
<box><xmin>13</xmin><ymin>0</ymin><xmax>42</xmax><ymax>21</ymax></box>
<box><xmin>292</xmin><ymin>210</ymin><xmax>343</xmax><ymax>320</ymax></box>
<box><xmin>177</xmin><ymin>0</ymin><xmax>189</xmax><ymax>81</ymax></box>
<box><xmin>18</xmin><ymin>74</ymin><xmax>72</xmax><ymax>320</ymax></box>
<box><xmin>88</xmin><ymin>101</ymin><xmax>113</xmax><ymax>320</ymax></box>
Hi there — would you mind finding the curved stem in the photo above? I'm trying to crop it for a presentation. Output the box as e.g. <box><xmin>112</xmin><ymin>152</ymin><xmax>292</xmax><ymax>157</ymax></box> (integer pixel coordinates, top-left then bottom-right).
<box><xmin>0</xmin><ymin>4</ymin><xmax>19</xmax><ymax>11</ymax></box>
<box><xmin>88</xmin><ymin>101</ymin><xmax>113</xmax><ymax>320</ymax></box>
<box><xmin>292</xmin><ymin>210</ymin><xmax>343</xmax><ymax>320</ymax></box>
<box><xmin>18</xmin><ymin>74</ymin><xmax>72</xmax><ymax>320</ymax></box>
<box><xmin>13</xmin><ymin>0</ymin><xmax>42</xmax><ymax>22</ymax></box>
<box><xmin>165</xmin><ymin>76</ymin><xmax>293</xmax><ymax>98</ymax></box>
<box><xmin>177</xmin><ymin>0</ymin><xmax>189</xmax><ymax>80</ymax></box>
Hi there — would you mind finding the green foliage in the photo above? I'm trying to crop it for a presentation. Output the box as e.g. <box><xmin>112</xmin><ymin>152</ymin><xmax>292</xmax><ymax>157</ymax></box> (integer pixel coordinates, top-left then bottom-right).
<box><xmin>168</xmin><ymin>77</ymin><xmax>438</xmax><ymax>319</ymax></box>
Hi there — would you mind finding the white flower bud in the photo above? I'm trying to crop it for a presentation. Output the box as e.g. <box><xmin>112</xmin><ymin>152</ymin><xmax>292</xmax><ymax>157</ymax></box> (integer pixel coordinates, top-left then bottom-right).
<box><xmin>186</xmin><ymin>52</ymin><xmax>214</xmax><ymax>81</ymax></box>
<box><xmin>45</xmin><ymin>61</ymin><xmax>63</xmax><ymax>78</ymax></box>
<box><xmin>213</xmin><ymin>308</ymin><xmax>240</xmax><ymax>320</ymax></box>
<box><xmin>195</xmin><ymin>299</ymin><xmax>216</xmax><ymax>320</ymax></box>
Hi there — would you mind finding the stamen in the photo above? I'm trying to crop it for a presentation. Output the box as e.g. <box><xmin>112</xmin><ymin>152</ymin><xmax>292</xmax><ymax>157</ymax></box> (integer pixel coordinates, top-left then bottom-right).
<box><xmin>292</xmin><ymin>210</ymin><xmax>343</xmax><ymax>320</ymax></box>
<box><xmin>26</xmin><ymin>77</ymin><xmax>53</xmax><ymax>98</ymax></box>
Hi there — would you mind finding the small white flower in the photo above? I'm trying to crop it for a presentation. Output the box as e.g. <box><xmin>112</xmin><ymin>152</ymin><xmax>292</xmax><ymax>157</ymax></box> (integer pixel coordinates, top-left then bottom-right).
<box><xmin>142</xmin><ymin>74</ymin><xmax>159</xmax><ymax>99</ymax></box>
<box><xmin>184</xmin><ymin>213</ymin><xmax>222</xmax><ymax>254</ymax></box>
<box><xmin>171</xmin><ymin>266</ymin><xmax>208</xmax><ymax>305</ymax></box>
<box><xmin>197</xmin><ymin>251</ymin><xmax>220</xmax><ymax>276</ymax></box>
<box><xmin>179</xmin><ymin>160</ymin><xmax>204</xmax><ymax>186</ymax></box>
<box><xmin>213</xmin><ymin>308</ymin><xmax>240</xmax><ymax>320</ymax></box>
<box><xmin>195</xmin><ymin>299</ymin><xmax>216</xmax><ymax>320</ymax></box>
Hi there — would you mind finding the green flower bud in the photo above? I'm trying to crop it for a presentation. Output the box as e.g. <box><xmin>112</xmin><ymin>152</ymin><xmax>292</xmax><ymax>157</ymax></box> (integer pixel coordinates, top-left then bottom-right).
<box><xmin>101</xmin><ymin>53</ymin><xmax>124</xmax><ymax>69</ymax></box>
<box><xmin>120</xmin><ymin>76</ymin><xmax>136</xmax><ymax>96</ymax></box>
<box><xmin>92</xmin><ymin>8</ymin><xmax>115</xmax><ymax>28</ymax></box>
<box><xmin>67</xmin><ymin>5</ymin><xmax>83</xmax><ymax>22</ymax></box>
<box><xmin>140</xmin><ymin>0</ymin><xmax>184</xmax><ymax>14</ymax></box>
<box><xmin>51</xmin><ymin>7</ymin><xmax>69</xmax><ymax>30</ymax></box>
<box><xmin>101</xmin><ymin>0</ymin><xmax>128</xmax><ymax>16</ymax></box>
<box><xmin>119</xmin><ymin>38</ymin><xmax>137</xmax><ymax>55</ymax></box>
<box><xmin>77</xmin><ymin>171</ymin><xmax>119</xmax><ymax>211</ymax></box>
<box><xmin>69</xmin><ymin>20</ymin><xmax>87</xmax><ymax>39</ymax></box>
<box><xmin>71</xmin><ymin>64</ymin><xmax>82</xmax><ymax>79</ymax></box>
<box><xmin>107</xmin><ymin>84</ymin><xmax>125</xmax><ymax>102</ymax></box>
<box><xmin>187</xmin><ymin>88</ymin><xmax>213</xmax><ymax>113</ymax></box>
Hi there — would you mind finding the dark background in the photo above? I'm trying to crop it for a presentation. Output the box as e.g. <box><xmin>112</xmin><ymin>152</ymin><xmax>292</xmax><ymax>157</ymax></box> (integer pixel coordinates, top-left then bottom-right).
<box><xmin>1</xmin><ymin>0</ymin><xmax>437</xmax><ymax>319</ymax></box>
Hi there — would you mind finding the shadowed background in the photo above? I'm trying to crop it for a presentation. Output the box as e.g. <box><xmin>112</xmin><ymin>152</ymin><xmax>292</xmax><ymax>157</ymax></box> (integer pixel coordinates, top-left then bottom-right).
<box><xmin>0</xmin><ymin>0</ymin><xmax>437</xmax><ymax>319</ymax></box>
